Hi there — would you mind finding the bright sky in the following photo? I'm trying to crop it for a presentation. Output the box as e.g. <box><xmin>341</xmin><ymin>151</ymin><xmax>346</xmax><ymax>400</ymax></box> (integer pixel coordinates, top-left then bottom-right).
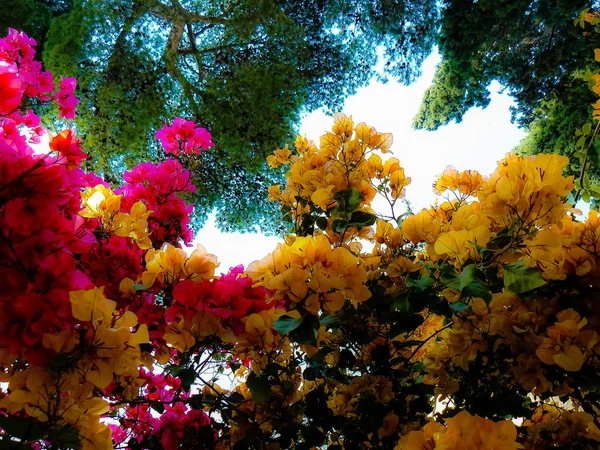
<box><xmin>193</xmin><ymin>52</ymin><xmax>527</xmax><ymax>272</ymax></box>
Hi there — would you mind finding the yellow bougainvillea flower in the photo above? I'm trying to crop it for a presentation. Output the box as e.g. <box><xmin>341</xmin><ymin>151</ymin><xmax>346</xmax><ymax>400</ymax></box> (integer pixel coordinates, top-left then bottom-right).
<box><xmin>397</xmin><ymin>411</ymin><xmax>521</xmax><ymax>450</ymax></box>
<box><xmin>477</xmin><ymin>153</ymin><xmax>573</xmax><ymax>229</ymax></box>
<box><xmin>142</xmin><ymin>243</ymin><xmax>218</xmax><ymax>287</ymax></box>
<box><xmin>434</xmin><ymin>167</ymin><xmax>485</xmax><ymax>197</ymax></box>
<box><xmin>249</xmin><ymin>234</ymin><xmax>370</xmax><ymax>314</ymax></box>
<box><xmin>378</xmin><ymin>412</ymin><xmax>400</xmax><ymax>439</ymax></box>
<box><xmin>80</xmin><ymin>185</ymin><xmax>153</xmax><ymax>249</ymax></box>
<box><xmin>311</xmin><ymin>185</ymin><xmax>337</xmax><ymax>210</ymax></box>
<box><xmin>267</xmin><ymin>145</ymin><xmax>292</xmax><ymax>168</ymax></box>
<box><xmin>331</xmin><ymin>112</ymin><xmax>354</xmax><ymax>139</ymax></box>
<box><xmin>536</xmin><ymin>308</ymin><xmax>589</xmax><ymax>372</ymax></box>
<box><xmin>374</xmin><ymin>219</ymin><xmax>404</xmax><ymax>248</ymax></box>
<box><xmin>402</xmin><ymin>209</ymin><xmax>441</xmax><ymax>245</ymax></box>
<box><xmin>70</xmin><ymin>287</ymin><xmax>116</xmax><ymax>322</ymax></box>
<box><xmin>80</xmin><ymin>184</ymin><xmax>122</xmax><ymax>219</ymax></box>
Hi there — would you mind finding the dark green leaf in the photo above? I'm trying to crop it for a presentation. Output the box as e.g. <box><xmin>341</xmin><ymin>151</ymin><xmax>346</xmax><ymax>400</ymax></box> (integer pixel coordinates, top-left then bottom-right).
<box><xmin>346</xmin><ymin>211</ymin><xmax>377</xmax><ymax>230</ymax></box>
<box><xmin>289</xmin><ymin>314</ymin><xmax>320</xmax><ymax>346</ymax></box>
<box><xmin>406</xmin><ymin>275</ymin><xmax>434</xmax><ymax>291</ymax></box>
<box><xmin>331</xmin><ymin>187</ymin><xmax>364</xmax><ymax>217</ymax></box>
<box><xmin>227</xmin><ymin>392</ymin><xmax>245</xmax><ymax>403</ymax></box>
<box><xmin>588</xmin><ymin>138</ymin><xmax>600</xmax><ymax>168</ymax></box>
<box><xmin>319</xmin><ymin>312</ymin><xmax>341</xmax><ymax>328</ymax></box>
<box><xmin>332</xmin><ymin>219</ymin><xmax>347</xmax><ymax>233</ymax></box>
<box><xmin>315</xmin><ymin>217</ymin><xmax>328</xmax><ymax>230</ymax></box>
<box><xmin>53</xmin><ymin>425</ymin><xmax>81</xmax><ymax>449</ymax></box>
<box><xmin>503</xmin><ymin>261</ymin><xmax>546</xmax><ymax>294</ymax></box>
<box><xmin>0</xmin><ymin>415</ymin><xmax>46</xmax><ymax>441</ymax></box>
<box><xmin>392</xmin><ymin>293</ymin><xmax>412</xmax><ymax>313</ymax></box>
<box><xmin>178</xmin><ymin>367</ymin><xmax>197</xmax><ymax>391</ymax></box>
<box><xmin>449</xmin><ymin>301</ymin><xmax>469</xmax><ymax>312</ymax></box>
<box><xmin>246</xmin><ymin>372</ymin><xmax>273</xmax><ymax>403</ymax></box>
<box><xmin>273</xmin><ymin>315</ymin><xmax>304</xmax><ymax>335</ymax></box>
<box><xmin>441</xmin><ymin>264</ymin><xmax>491</xmax><ymax>302</ymax></box>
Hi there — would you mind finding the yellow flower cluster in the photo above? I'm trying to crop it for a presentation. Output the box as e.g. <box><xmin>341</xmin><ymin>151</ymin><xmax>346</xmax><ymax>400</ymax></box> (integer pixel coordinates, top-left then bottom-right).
<box><xmin>477</xmin><ymin>153</ymin><xmax>573</xmax><ymax>229</ymax></box>
<box><xmin>536</xmin><ymin>308</ymin><xmax>598</xmax><ymax>372</ymax></box>
<box><xmin>524</xmin><ymin>405</ymin><xmax>600</xmax><ymax>448</ymax></box>
<box><xmin>248</xmin><ymin>234</ymin><xmax>370</xmax><ymax>314</ymax></box>
<box><xmin>0</xmin><ymin>287</ymin><xmax>149</xmax><ymax>449</ymax></box>
<box><xmin>164</xmin><ymin>309</ymin><xmax>235</xmax><ymax>352</ymax></box>
<box><xmin>524</xmin><ymin>209</ymin><xmax>600</xmax><ymax>280</ymax></box>
<box><xmin>0</xmin><ymin>370</ymin><xmax>112</xmax><ymax>450</ymax></box>
<box><xmin>433</xmin><ymin>166</ymin><xmax>485</xmax><ymax>197</ymax></box>
<box><xmin>397</xmin><ymin>411</ymin><xmax>521</xmax><ymax>450</ymax></box>
<box><xmin>327</xmin><ymin>374</ymin><xmax>394</xmax><ymax>416</ymax></box>
<box><xmin>419</xmin><ymin>283</ymin><xmax>600</xmax><ymax>396</ymax></box>
<box><xmin>402</xmin><ymin>200</ymin><xmax>491</xmax><ymax>267</ymax></box>
<box><xmin>80</xmin><ymin>184</ymin><xmax>153</xmax><ymax>249</ymax></box>
<box><xmin>267</xmin><ymin>113</ymin><xmax>410</xmax><ymax>241</ymax></box>
<box><xmin>141</xmin><ymin>243</ymin><xmax>219</xmax><ymax>287</ymax></box>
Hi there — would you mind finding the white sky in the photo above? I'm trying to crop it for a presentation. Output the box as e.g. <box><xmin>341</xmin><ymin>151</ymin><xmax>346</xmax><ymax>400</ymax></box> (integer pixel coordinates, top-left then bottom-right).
<box><xmin>193</xmin><ymin>52</ymin><xmax>527</xmax><ymax>272</ymax></box>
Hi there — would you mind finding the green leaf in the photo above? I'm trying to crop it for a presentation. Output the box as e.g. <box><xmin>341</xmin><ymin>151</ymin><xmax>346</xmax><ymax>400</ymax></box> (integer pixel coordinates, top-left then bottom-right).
<box><xmin>273</xmin><ymin>315</ymin><xmax>304</xmax><ymax>335</ymax></box>
<box><xmin>331</xmin><ymin>187</ymin><xmax>364</xmax><ymax>217</ymax></box>
<box><xmin>582</xmin><ymin>190</ymin><xmax>591</xmax><ymax>203</ymax></box>
<box><xmin>53</xmin><ymin>425</ymin><xmax>81</xmax><ymax>449</ymax></box>
<box><xmin>332</xmin><ymin>219</ymin><xmax>347</xmax><ymax>233</ymax></box>
<box><xmin>440</xmin><ymin>264</ymin><xmax>491</xmax><ymax>302</ymax></box>
<box><xmin>457</xmin><ymin>264</ymin><xmax>476</xmax><ymax>291</ymax></box>
<box><xmin>346</xmin><ymin>211</ymin><xmax>377</xmax><ymax>230</ymax></box>
<box><xmin>502</xmin><ymin>261</ymin><xmax>546</xmax><ymax>294</ymax></box>
<box><xmin>319</xmin><ymin>312</ymin><xmax>341</xmax><ymax>328</ymax></box>
<box><xmin>178</xmin><ymin>367</ymin><xmax>197</xmax><ymax>391</ymax></box>
<box><xmin>392</xmin><ymin>293</ymin><xmax>412</xmax><ymax>313</ymax></box>
<box><xmin>227</xmin><ymin>392</ymin><xmax>245</xmax><ymax>403</ymax></box>
<box><xmin>406</xmin><ymin>275</ymin><xmax>434</xmax><ymax>291</ymax></box>
<box><xmin>583</xmin><ymin>122</ymin><xmax>592</xmax><ymax>135</ymax></box>
<box><xmin>315</xmin><ymin>217</ymin><xmax>328</xmax><ymax>230</ymax></box>
<box><xmin>587</xmin><ymin>139</ymin><xmax>600</xmax><ymax>168</ymax></box>
<box><xmin>449</xmin><ymin>301</ymin><xmax>469</xmax><ymax>312</ymax></box>
<box><xmin>0</xmin><ymin>415</ymin><xmax>46</xmax><ymax>442</ymax></box>
<box><xmin>246</xmin><ymin>372</ymin><xmax>273</xmax><ymax>404</ymax></box>
<box><xmin>289</xmin><ymin>314</ymin><xmax>320</xmax><ymax>346</ymax></box>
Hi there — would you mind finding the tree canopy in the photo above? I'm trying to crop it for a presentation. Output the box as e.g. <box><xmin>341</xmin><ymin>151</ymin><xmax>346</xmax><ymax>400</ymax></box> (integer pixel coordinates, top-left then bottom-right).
<box><xmin>3</xmin><ymin>1</ymin><xmax>600</xmax><ymax>222</ymax></box>
<box><xmin>413</xmin><ymin>0</ymin><xmax>597</xmax><ymax>131</ymax></box>
<box><xmin>411</xmin><ymin>1</ymin><xmax>600</xmax><ymax>203</ymax></box>
<box><xmin>0</xmin><ymin>0</ymin><xmax>437</xmax><ymax>233</ymax></box>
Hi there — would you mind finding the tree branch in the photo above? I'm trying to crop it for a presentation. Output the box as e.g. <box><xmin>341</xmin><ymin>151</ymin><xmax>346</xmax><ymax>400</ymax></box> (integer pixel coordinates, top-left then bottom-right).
<box><xmin>162</xmin><ymin>16</ymin><xmax>202</xmax><ymax>118</ymax></box>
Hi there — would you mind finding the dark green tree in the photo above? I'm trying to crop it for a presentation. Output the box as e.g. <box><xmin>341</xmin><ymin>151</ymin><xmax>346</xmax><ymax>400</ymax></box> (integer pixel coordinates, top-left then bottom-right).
<box><xmin>413</xmin><ymin>0</ymin><xmax>597</xmax><ymax>130</ymax></box>
<box><xmin>0</xmin><ymin>0</ymin><xmax>73</xmax><ymax>51</ymax></box>
<box><xmin>0</xmin><ymin>0</ymin><xmax>437</xmax><ymax>233</ymax></box>
<box><xmin>412</xmin><ymin>0</ymin><xmax>600</xmax><ymax>204</ymax></box>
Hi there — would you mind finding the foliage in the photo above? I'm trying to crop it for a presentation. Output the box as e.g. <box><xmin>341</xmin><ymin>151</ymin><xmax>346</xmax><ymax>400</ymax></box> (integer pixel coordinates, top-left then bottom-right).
<box><xmin>2</xmin><ymin>28</ymin><xmax>600</xmax><ymax>450</ymax></box>
<box><xmin>0</xmin><ymin>0</ymin><xmax>438</xmax><ymax>233</ymax></box>
<box><xmin>413</xmin><ymin>0</ymin><xmax>596</xmax><ymax>130</ymax></box>
<box><xmin>0</xmin><ymin>0</ymin><xmax>73</xmax><ymax>52</ymax></box>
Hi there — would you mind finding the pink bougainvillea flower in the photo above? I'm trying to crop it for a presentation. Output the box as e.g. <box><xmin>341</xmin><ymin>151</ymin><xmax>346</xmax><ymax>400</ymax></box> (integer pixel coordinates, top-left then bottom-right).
<box><xmin>53</xmin><ymin>77</ymin><xmax>79</xmax><ymax>119</ymax></box>
<box><xmin>156</xmin><ymin>117</ymin><xmax>215</xmax><ymax>156</ymax></box>
<box><xmin>0</xmin><ymin>61</ymin><xmax>23</xmax><ymax>114</ymax></box>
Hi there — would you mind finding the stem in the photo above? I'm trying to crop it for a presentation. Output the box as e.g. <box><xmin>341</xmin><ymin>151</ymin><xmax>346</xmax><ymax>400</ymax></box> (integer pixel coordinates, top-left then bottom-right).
<box><xmin>574</xmin><ymin>120</ymin><xmax>600</xmax><ymax>204</ymax></box>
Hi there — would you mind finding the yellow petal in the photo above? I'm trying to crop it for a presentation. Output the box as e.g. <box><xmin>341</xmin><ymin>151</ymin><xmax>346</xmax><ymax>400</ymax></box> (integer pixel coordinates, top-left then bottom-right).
<box><xmin>553</xmin><ymin>345</ymin><xmax>584</xmax><ymax>371</ymax></box>
<box><xmin>70</xmin><ymin>287</ymin><xmax>116</xmax><ymax>322</ymax></box>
